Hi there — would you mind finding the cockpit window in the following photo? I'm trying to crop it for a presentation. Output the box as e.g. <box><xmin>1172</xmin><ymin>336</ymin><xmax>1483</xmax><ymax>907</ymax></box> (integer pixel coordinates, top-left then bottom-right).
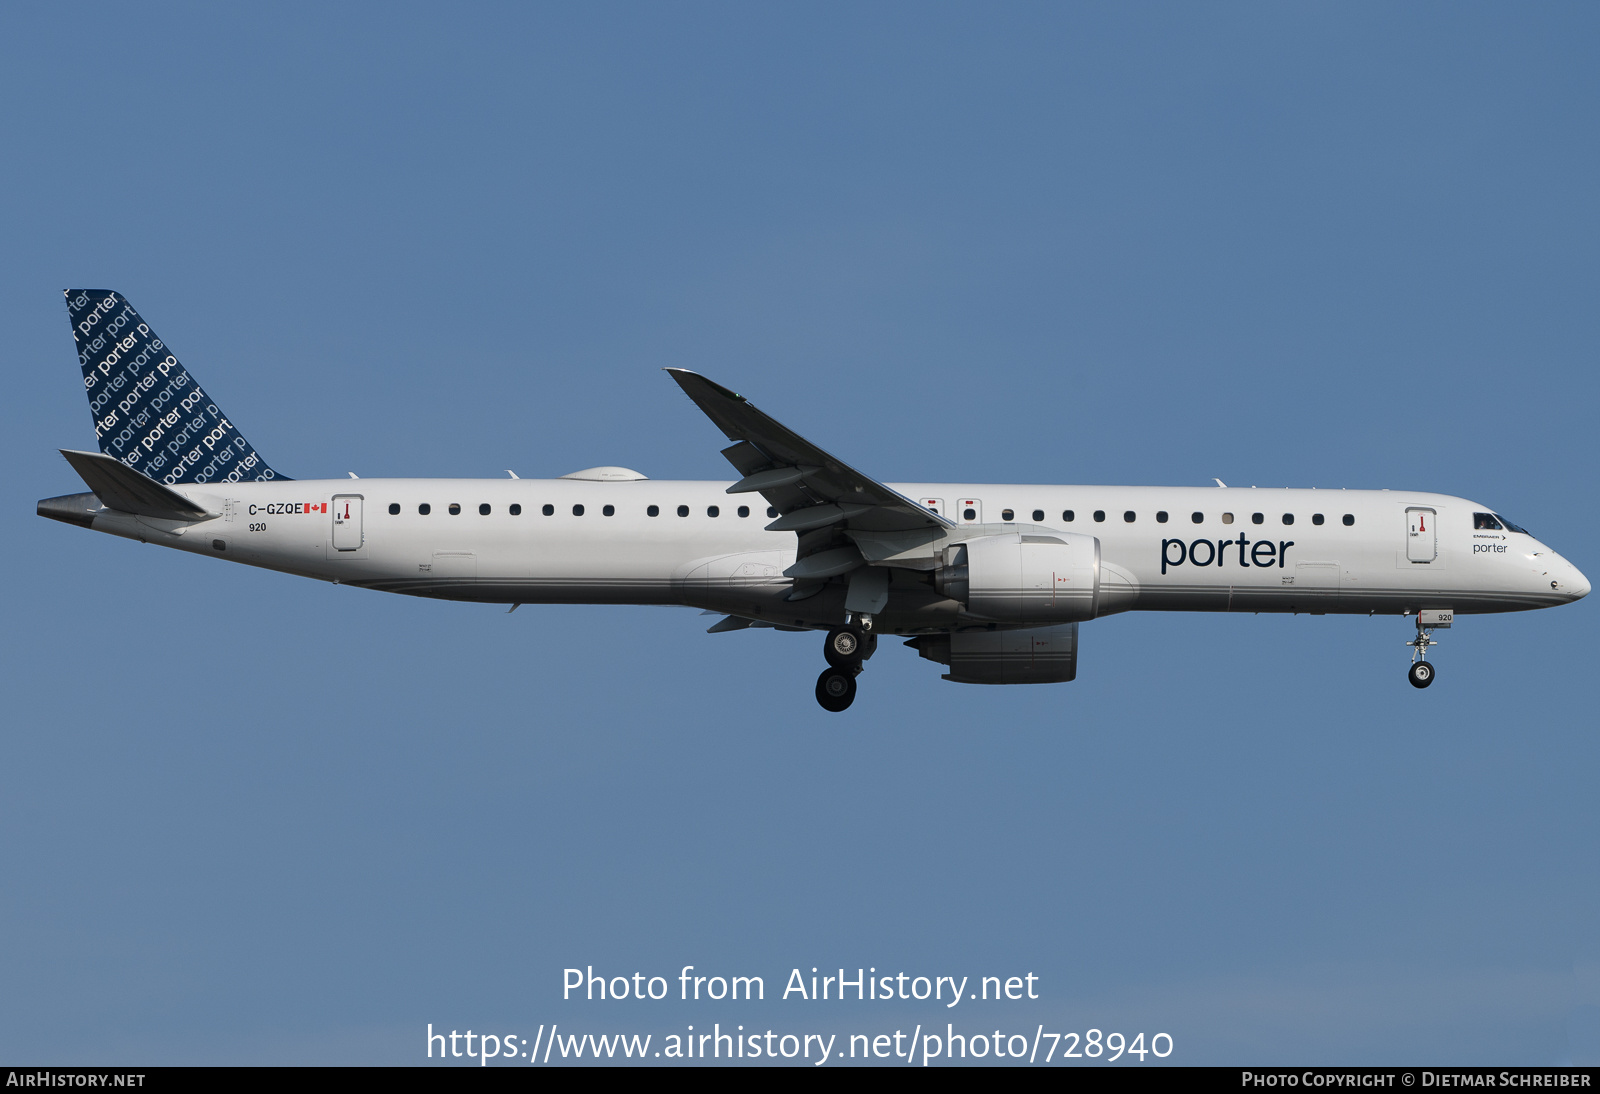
<box><xmin>1473</xmin><ymin>513</ymin><xmax>1503</xmax><ymax>530</ymax></box>
<box><xmin>1494</xmin><ymin>513</ymin><xmax>1531</xmax><ymax>535</ymax></box>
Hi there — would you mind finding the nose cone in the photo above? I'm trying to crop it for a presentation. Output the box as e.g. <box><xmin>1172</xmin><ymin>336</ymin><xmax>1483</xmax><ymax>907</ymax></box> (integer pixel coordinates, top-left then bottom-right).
<box><xmin>1567</xmin><ymin>561</ymin><xmax>1591</xmax><ymax>601</ymax></box>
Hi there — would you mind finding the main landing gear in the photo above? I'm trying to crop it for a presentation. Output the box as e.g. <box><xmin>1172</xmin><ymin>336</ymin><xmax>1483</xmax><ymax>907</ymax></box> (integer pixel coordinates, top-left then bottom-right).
<box><xmin>1406</xmin><ymin>615</ymin><xmax>1440</xmax><ymax>689</ymax></box>
<box><xmin>815</xmin><ymin>620</ymin><xmax>877</xmax><ymax>712</ymax></box>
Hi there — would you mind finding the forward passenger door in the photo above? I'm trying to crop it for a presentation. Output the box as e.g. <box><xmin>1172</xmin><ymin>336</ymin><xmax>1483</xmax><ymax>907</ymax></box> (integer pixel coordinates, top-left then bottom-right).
<box><xmin>1406</xmin><ymin>508</ymin><xmax>1436</xmax><ymax>563</ymax></box>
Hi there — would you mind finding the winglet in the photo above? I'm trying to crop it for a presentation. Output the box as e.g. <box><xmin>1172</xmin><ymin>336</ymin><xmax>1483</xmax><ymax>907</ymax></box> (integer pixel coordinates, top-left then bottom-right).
<box><xmin>665</xmin><ymin>368</ymin><xmax>743</xmax><ymax>406</ymax></box>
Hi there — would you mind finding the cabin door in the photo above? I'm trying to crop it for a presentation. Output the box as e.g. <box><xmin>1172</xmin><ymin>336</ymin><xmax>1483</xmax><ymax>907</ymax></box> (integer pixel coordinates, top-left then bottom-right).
<box><xmin>332</xmin><ymin>495</ymin><xmax>364</xmax><ymax>551</ymax></box>
<box><xmin>1405</xmin><ymin>507</ymin><xmax>1436</xmax><ymax>563</ymax></box>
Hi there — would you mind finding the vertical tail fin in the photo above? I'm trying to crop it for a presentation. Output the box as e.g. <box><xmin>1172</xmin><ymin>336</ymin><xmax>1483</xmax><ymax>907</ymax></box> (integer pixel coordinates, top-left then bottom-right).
<box><xmin>66</xmin><ymin>289</ymin><xmax>288</xmax><ymax>484</ymax></box>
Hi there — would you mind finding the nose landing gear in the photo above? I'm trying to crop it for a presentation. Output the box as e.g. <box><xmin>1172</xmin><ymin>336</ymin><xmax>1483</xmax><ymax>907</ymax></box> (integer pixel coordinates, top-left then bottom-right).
<box><xmin>1405</xmin><ymin>613</ymin><xmax>1444</xmax><ymax>689</ymax></box>
<box><xmin>816</xmin><ymin>624</ymin><xmax>877</xmax><ymax>711</ymax></box>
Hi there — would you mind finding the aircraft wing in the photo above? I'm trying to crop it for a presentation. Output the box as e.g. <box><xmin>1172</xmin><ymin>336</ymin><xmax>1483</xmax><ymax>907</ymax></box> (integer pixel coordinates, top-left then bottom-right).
<box><xmin>665</xmin><ymin>369</ymin><xmax>952</xmax><ymax>591</ymax></box>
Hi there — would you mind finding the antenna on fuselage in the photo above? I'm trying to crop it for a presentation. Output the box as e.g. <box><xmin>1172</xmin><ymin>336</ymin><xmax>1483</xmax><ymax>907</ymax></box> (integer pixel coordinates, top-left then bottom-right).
<box><xmin>1213</xmin><ymin>478</ymin><xmax>1227</xmax><ymax>488</ymax></box>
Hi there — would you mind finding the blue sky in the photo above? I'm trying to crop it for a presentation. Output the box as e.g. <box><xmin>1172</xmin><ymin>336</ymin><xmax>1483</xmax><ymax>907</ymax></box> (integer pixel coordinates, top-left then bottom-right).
<box><xmin>2</xmin><ymin>3</ymin><xmax>1596</xmax><ymax>1065</ymax></box>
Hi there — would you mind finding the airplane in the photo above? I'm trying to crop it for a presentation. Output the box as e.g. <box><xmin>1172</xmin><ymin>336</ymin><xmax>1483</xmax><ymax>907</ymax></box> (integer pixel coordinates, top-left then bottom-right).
<box><xmin>38</xmin><ymin>290</ymin><xmax>1590</xmax><ymax>711</ymax></box>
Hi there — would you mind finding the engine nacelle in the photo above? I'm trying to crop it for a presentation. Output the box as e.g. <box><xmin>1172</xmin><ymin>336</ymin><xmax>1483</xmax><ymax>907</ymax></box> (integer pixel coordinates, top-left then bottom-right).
<box><xmin>911</xmin><ymin>623</ymin><xmax>1079</xmax><ymax>684</ymax></box>
<box><xmin>933</xmin><ymin>531</ymin><xmax>1099</xmax><ymax>623</ymax></box>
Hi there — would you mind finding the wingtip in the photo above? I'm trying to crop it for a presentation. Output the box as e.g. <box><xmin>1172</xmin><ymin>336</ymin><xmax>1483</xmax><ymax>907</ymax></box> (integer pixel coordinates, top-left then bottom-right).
<box><xmin>663</xmin><ymin>367</ymin><xmax>716</xmax><ymax>389</ymax></box>
<box><xmin>666</xmin><ymin>369</ymin><xmax>745</xmax><ymax>403</ymax></box>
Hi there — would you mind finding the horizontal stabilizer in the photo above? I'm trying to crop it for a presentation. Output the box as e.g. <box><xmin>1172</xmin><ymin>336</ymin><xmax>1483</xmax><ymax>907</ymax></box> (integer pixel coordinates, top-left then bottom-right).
<box><xmin>58</xmin><ymin>449</ymin><xmax>212</xmax><ymax>521</ymax></box>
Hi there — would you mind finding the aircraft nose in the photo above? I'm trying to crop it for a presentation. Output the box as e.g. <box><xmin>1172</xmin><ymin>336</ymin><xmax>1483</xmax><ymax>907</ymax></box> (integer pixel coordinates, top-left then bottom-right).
<box><xmin>1567</xmin><ymin>561</ymin><xmax>1591</xmax><ymax>601</ymax></box>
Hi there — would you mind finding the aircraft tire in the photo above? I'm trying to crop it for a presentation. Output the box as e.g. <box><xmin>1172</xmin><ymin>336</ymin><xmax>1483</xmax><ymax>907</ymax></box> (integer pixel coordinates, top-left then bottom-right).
<box><xmin>1408</xmin><ymin>661</ymin><xmax>1435</xmax><ymax>689</ymax></box>
<box><xmin>824</xmin><ymin>628</ymin><xmax>863</xmax><ymax>670</ymax></box>
<box><xmin>815</xmin><ymin>667</ymin><xmax>858</xmax><ymax>712</ymax></box>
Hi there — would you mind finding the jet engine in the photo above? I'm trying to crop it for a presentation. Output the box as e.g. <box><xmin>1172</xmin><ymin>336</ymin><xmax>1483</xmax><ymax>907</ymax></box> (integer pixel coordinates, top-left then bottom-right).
<box><xmin>909</xmin><ymin>623</ymin><xmax>1079</xmax><ymax>684</ymax></box>
<box><xmin>932</xmin><ymin>531</ymin><xmax>1100</xmax><ymax>623</ymax></box>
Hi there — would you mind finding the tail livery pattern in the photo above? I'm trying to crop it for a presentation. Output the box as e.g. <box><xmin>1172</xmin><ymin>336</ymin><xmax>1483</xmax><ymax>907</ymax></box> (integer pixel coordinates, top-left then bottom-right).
<box><xmin>66</xmin><ymin>290</ymin><xmax>286</xmax><ymax>484</ymax></box>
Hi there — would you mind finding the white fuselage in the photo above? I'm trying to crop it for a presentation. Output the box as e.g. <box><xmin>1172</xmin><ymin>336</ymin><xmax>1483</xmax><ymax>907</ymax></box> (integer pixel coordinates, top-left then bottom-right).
<box><xmin>81</xmin><ymin>478</ymin><xmax>1590</xmax><ymax>633</ymax></box>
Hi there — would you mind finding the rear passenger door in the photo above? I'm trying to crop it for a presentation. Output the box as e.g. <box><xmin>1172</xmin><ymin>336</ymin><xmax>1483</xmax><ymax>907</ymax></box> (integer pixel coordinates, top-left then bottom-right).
<box><xmin>332</xmin><ymin>494</ymin><xmax>364</xmax><ymax>551</ymax></box>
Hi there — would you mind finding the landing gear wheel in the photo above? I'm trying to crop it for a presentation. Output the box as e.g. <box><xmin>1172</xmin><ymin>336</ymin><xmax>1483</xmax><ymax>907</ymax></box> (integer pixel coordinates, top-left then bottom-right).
<box><xmin>824</xmin><ymin>628</ymin><xmax>863</xmax><ymax>669</ymax></box>
<box><xmin>815</xmin><ymin>667</ymin><xmax>858</xmax><ymax>712</ymax></box>
<box><xmin>1408</xmin><ymin>661</ymin><xmax>1435</xmax><ymax>689</ymax></box>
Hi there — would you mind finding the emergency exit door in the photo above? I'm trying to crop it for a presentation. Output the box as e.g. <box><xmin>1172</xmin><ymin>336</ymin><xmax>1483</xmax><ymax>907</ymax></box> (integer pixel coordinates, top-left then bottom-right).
<box><xmin>1405</xmin><ymin>507</ymin><xmax>1436</xmax><ymax>562</ymax></box>
<box><xmin>332</xmin><ymin>494</ymin><xmax>364</xmax><ymax>551</ymax></box>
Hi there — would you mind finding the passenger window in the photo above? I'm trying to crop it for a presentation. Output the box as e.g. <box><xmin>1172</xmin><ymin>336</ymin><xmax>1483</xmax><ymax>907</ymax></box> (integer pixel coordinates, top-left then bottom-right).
<box><xmin>1094</xmin><ymin>510</ymin><xmax>1106</xmax><ymax>522</ymax></box>
<box><xmin>1001</xmin><ymin>509</ymin><xmax>1014</xmax><ymax>522</ymax></box>
<box><xmin>1282</xmin><ymin>513</ymin><xmax>1293</xmax><ymax>525</ymax></box>
<box><xmin>1032</xmin><ymin>509</ymin><xmax>1044</xmax><ymax>522</ymax></box>
<box><xmin>1191</xmin><ymin>512</ymin><xmax>1203</xmax><ymax>524</ymax></box>
<box><xmin>1311</xmin><ymin>513</ymin><xmax>1323</xmax><ymax>525</ymax></box>
<box><xmin>1221</xmin><ymin>512</ymin><xmax>1234</xmax><ymax>525</ymax></box>
<box><xmin>767</xmin><ymin>507</ymin><xmax>778</xmax><ymax>518</ymax></box>
<box><xmin>420</xmin><ymin>504</ymin><xmax>431</xmax><ymax>515</ymax></box>
<box><xmin>573</xmin><ymin>504</ymin><xmax>584</xmax><ymax>516</ymax></box>
<box><xmin>479</xmin><ymin>503</ymin><xmax>491</xmax><ymax>515</ymax></box>
<box><xmin>603</xmin><ymin>504</ymin><xmax>615</xmax><ymax>517</ymax></box>
<box><xmin>542</xmin><ymin>504</ymin><xmax>554</xmax><ymax>516</ymax></box>
<box><xmin>647</xmin><ymin>505</ymin><xmax>659</xmax><ymax>517</ymax></box>
<box><xmin>678</xmin><ymin>505</ymin><xmax>690</xmax><ymax>517</ymax></box>
<box><xmin>388</xmin><ymin>503</ymin><xmax>400</xmax><ymax>515</ymax></box>
<box><xmin>1342</xmin><ymin>514</ymin><xmax>1355</xmax><ymax>526</ymax></box>
<box><xmin>1473</xmin><ymin>513</ymin><xmax>1503</xmax><ymax>530</ymax></box>
<box><xmin>1123</xmin><ymin>511</ymin><xmax>1136</xmax><ymax>523</ymax></box>
<box><xmin>449</xmin><ymin>503</ymin><xmax>461</xmax><ymax>516</ymax></box>
<box><xmin>738</xmin><ymin>505</ymin><xmax>750</xmax><ymax>518</ymax></box>
<box><xmin>963</xmin><ymin>508</ymin><xmax>977</xmax><ymax>521</ymax></box>
<box><xmin>1251</xmin><ymin>512</ymin><xmax>1263</xmax><ymax>524</ymax></box>
<box><xmin>510</xmin><ymin>504</ymin><xmax>522</xmax><ymax>516</ymax></box>
<box><xmin>1063</xmin><ymin>510</ymin><xmax>1075</xmax><ymax>522</ymax></box>
<box><xmin>708</xmin><ymin>506</ymin><xmax>719</xmax><ymax>517</ymax></box>
<box><xmin>1156</xmin><ymin>511</ymin><xmax>1169</xmax><ymax>523</ymax></box>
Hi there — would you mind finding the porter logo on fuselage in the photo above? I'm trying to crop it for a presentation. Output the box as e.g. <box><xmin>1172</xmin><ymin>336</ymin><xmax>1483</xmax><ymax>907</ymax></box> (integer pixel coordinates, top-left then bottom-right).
<box><xmin>1161</xmin><ymin>534</ymin><xmax>1294</xmax><ymax>574</ymax></box>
